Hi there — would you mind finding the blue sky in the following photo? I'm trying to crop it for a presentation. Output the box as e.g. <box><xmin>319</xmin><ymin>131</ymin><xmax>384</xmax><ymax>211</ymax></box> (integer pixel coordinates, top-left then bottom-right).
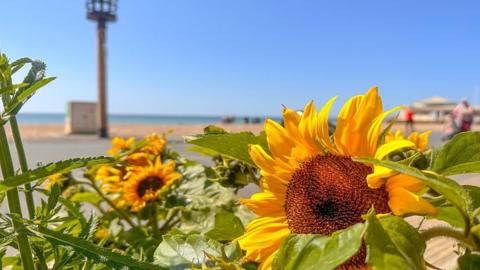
<box><xmin>1</xmin><ymin>0</ymin><xmax>480</xmax><ymax>116</ymax></box>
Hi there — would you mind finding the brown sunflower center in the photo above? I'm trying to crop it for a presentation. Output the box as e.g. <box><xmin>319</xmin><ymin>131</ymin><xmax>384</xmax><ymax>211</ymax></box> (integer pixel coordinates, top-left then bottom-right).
<box><xmin>136</xmin><ymin>176</ymin><xmax>164</xmax><ymax>197</ymax></box>
<box><xmin>285</xmin><ymin>155</ymin><xmax>390</xmax><ymax>234</ymax></box>
<box><xmin>285</xmin><ymin>155</ymin><xmax>390</xmax><ymax>268</ymax></box>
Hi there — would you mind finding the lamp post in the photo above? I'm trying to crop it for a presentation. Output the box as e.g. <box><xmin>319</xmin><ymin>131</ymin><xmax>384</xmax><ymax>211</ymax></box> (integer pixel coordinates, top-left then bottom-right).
<box><xmin>86</xmin><ymin>0</ymin><xmax>117</xmax><ymax>138</ymax></box>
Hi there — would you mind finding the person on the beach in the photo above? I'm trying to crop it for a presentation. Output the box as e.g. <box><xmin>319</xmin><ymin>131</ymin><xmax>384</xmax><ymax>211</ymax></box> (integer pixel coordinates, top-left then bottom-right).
<box><xmin>452</xmin><ymin>99</ymin><xmax>474</xmax><ymax>132</ymax></box>
<box><xmin>404</xmin><ymin>106</ymin><xmax>414</xmax><ymax>133</ymax></box>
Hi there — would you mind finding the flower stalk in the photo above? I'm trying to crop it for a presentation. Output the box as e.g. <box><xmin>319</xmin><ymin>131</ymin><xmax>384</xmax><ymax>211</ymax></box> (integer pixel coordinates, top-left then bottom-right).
<box><xmin>9</xmin><ymin>116</ymin><xmax>36</xmax><ymax>219</ymax></box>
<box><xmin>0</xmin><ymin>124</ymin><xmax>35</xmax><ymax>269</ymax></box>
<box><xmin>421</xmin><ymin>226</ymin><xmax>477</xmax><ymax>250</ymax></box>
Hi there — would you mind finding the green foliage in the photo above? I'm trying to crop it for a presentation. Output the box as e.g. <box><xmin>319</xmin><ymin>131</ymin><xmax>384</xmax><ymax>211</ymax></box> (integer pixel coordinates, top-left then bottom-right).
<box><xmin>186</xmin><ymin>127</ymin><xmax>269</xmax><ymax>166</ymax></box>
<box><xmin>431</xmin><ymin>132</ymin><xmax>480</xmax><ymax>175</ymax></box>
<box><xmin>457</xmin><ymin>254</ymin><xmax>480</xmax><ymax>270</ymax></box>
<box><xmin>31</xmin><ymin>225</ymin><xmax>161</xmax><ymax>270</ymax></box>
<box><xmin>272</xmin><ymin>223</ymin><xmax>365</xmax><ymax>270</ymax></box>
<box><xmin>70</xmin><ymin>191</ymin><xmax>103</xmax><ymax>206</ymax></box>
<box><xmin>0</xmin><ymin>156</ymin><xmax>115</xmax><ymax>193</ymax></box>
<box><xmin>364</xmin><ymin>211</ymin><xmax>426</xmax><ymax>270</ymax></box>
<box><xmin>432</xmin><ymin>206</ymin><xmax>466</xmax><ymax>229</ymax></box>
<box><xmin>153</xmin><ymin>231</ymin><xmax>243</xmax><ymax>270</ymax></box>
<box><xmin>206</xmin><ymin>210</ymin><xmax>245</xmax><ymax>241</ymax></box>
<box><xmin>3</xmin><ymin>76</ymin><xmax>55</xmax><ymax>117</ymax></box>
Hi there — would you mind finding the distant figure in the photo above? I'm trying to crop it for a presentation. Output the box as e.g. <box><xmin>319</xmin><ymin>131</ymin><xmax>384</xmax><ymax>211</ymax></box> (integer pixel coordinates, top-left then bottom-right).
<box><xmin>442</xmin><ymin>113</ymin><xmax>458</xmax><ymax>141</ymax></box>
<box><xmin>452</xmin><ymin>99</ymin><xmax>474</xmax><ymax>132</ymax></box>
<box><xmin>222</xmin><ymin>116</ymin><xmax>235</xmax><ymax>124</ymax></box>
<box><xmin>443</xmin><ymin>99</ymin><xmax>474</xmax><ymax>141</ymax></box>
<box><xmin>404</xmin><ymin>107</ymin><xmax>414</xmax><ymax>133</ymax></box>
<box><xmin>252</xmin><ymin>117</ymin><xmax>262</xmax><ymax>124</ymax></box>
<box><xmin>243</xmin><ymin>117</ymin><xmax>250</xmax><ymax>124</ymax></box>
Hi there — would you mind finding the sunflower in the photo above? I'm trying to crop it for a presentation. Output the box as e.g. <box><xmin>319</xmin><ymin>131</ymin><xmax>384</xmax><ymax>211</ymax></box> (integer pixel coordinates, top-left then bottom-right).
<box><xmin>123</xmin><ymin>157</ymin><xmax>181</xmax><ymax>212</ymax></box>
<box><xmin>44</xmin><ymin>173</ymin><xmax>68</xmax><ymax>190</ymax></box>
<box><xmin>237</xmin><ymin>87</ymin><xmax>437</xmax><ymax>270</ymax></box>
<box><xmin>107</xmin><ymin>136</ymin><xmax>136</xmax><ymax>156</ymax></box>
<box><xmin>96</xmin><ymin>165</ymin><xmax>125</xmax><ymax>193</ymax></box>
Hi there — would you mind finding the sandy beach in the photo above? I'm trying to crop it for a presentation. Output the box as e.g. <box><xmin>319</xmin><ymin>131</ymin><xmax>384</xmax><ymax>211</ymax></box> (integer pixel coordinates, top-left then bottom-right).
<box><xmin>5</xmin><ymin>121</ymin><xmax>479</xmax><ymax>141</ymax></box>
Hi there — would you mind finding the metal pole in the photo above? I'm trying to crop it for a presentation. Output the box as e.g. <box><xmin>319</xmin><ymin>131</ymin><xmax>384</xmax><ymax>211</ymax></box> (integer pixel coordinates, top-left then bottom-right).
<box><xmin>97</xmin><ymin>19</ymin><xmax>108</xmax><ymax>138</ymax></box>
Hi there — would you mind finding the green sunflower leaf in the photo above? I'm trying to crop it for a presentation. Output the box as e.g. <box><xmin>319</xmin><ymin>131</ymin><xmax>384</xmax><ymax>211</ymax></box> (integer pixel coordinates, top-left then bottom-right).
<box><xmin>464</xmin><ymin>185</ymin><xmax>480</xmax><ymax>209</ymax></box>
<box><xmin>153</xmin><ymin>231</ymin><xmax>241</xmax><ymax>269</ymax></box>
<box><xmin>364</xmin><ymin>211</ymin><xmax>426</xmax><ymax>270</ymax></box>
<box><xmin>430</xmin><ymin>206</ymin><xmax>465</xmax><ymax>229</ymax></box>
<box><xmin>0</xmin><ymin>156</ymin><xmax>115</xmax><ymax>194</ymax></box>
<box><xmin>206</xmin><ymin>210</ymin><xmax>245</xmax><ymax>241</ymax></box>
<box><xmin>355</xmin><ymin>157</ymin><xmax>473</xmax><ymax>218</ymax></box>
<box><xmin>457</xmin><ymin>254</ymin><xmax>480</xmax><ymax>270</ymax></box>
<box><xmin>272</xmin><ymin>223</ymin><xmax>365</xmax><ymax>270</ymax></box>
<box><xmin>185</xmin><ymin>130</ymin><xmax>269</xmax><ymax>166</ymax></box>
<box><xmin>431</xmin><ymin>132</ymin><xmax>480</xmax><ymax>175</ymax></box>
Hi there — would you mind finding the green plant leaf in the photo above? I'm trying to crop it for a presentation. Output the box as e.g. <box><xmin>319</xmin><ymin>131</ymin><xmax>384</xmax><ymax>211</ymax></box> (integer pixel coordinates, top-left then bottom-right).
<box><xmin>206</xmin><ymin>210</ymin><xmax>245</xmax><ymax>241</ymax></box>
<box><xmin>185</xmin><ymin>131</ymin><xmax>269</xmax><ymax>166</ymax></box>
<box><xmin>355</xmin><ymin>157</ymin><xmax>473</xmax><ymax>217</ymax></box>
<box><xmin>364</xmin><ymin>212</ymin><xmax>426</xmax><ymax>270</ymax></box>
<box><xmin>457</xmin><ymin>254</ymin><xmax>480</xmax><ymax>270</ymax></box>
<box><xmin>69</xmin><ymin>191</ymin><xmax>103</xmax><ymax>206</ymax></box>
<box><xmin>0</xmin><ymin>156</ymin><xmax>115</xmax><ymax>194</ymax></box>
<box><xmin>431</xmin><ymin>132</ymin><xmax>480</xmax><ymax>175</ymax></box>
<box><xmin>37</xmin><ymin>188</ymin><xmax>87</xmax><ymax>227</ymax></box>
<box><xmin>31</xmin><ymin>226</ymin><xmax>161</xmax><ymax>270</ymax></box>
<box><xmin>464</xmin><ymin>185</ymin><xmax>480</xmax><ymax>209</ymax></box>
<box><xmin>431</xmin><ymin>206</ymin><xmax>465</xmax><ymax>229</ymax></box>
<box><xmin>272</xmin><ymin>223</ymin><xmax>365</xmax><ymax>270</ymax></box>
<box><xmin>153</xmin><ymin>232</ymin><xmax>223</xmax><ymax>270</ymax></box>
<box><xmin>3</xmin><ymin>76</ymin><xmax>56</xmax><ymax>116</ymax></box>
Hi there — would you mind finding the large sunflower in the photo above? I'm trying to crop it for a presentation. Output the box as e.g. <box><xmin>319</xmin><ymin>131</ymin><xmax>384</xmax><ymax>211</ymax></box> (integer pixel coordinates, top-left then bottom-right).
<box><xmin>123</xmin><ymin>157</ymin><xmax>181</xmax><ymax>212</ymax></box>
<box><xmin>237</xmin><ymin>88</ymin><xmax>436</xmax><ymax>270</ymax></box>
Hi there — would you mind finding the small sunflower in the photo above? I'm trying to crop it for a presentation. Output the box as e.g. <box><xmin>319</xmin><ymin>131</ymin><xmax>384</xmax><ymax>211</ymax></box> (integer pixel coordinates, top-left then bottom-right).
<box><xmin>44</xmin><ymin>173</ymin><xmax>68</xmax><ymax>190</ymax></box>
<box><xmin>123</xmin><ymin>157</ymin><xmax>181</xmax><ymax>212</ymax></box>
<box><xmin>237</xmin><ymin>88</ymin><xmax>436</xmax><ymax>270</ymax></box>
<box><xmin>96</xmin><ymin>165</ymin><xmax>125</xmax><ymax>193</ymax></box>
<box><xmin>385</xmin><ymin>129</ymin><xmax>431</xmax><ymax>151</ymax></box>
<box><xmin>107</xmin><ymin>136</ymin><xmax>136</xmax><ymax>156</ymax></box>
<box><xmin>142</xmin><ymin>133</ymin><xmax>167</xmax><ymax>155</ymax></box>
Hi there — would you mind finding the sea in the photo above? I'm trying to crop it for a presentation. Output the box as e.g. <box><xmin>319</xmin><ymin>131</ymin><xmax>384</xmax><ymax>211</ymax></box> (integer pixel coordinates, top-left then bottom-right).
<box><xmin>16</xmin><ymin>113</ymin><xmax>282</xmax><ymax>125</ymax></box>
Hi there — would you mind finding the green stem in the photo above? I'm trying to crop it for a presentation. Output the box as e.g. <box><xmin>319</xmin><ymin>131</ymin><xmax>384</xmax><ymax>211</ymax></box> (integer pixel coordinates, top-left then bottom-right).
<box><xmin>0</xmin><ymin>125</ymin><xmax>35</xmax><ymax>269</ymax></box>
<box><xmin>151</xmin><ymin>203</ymin><xmax>159</xmax><ymax>237</ymax></box>
<box><xmin>9</xmin><ymin>116</ymin><xmax>35</xmax><ymax>219</ymax></box>
<box><xmin>87</xmin><ymin>178</ymin><xmax>137</xmax><ymax>228</ymax></box>
<box><xmin>159</xmin><ymin>209</ymin><xmax>179</xmax><ymax>234</ymax></box>
<box><xmin>421</xmin><ymin>226</ymin><xmax>477</xmax><ymax>250</ymax></box>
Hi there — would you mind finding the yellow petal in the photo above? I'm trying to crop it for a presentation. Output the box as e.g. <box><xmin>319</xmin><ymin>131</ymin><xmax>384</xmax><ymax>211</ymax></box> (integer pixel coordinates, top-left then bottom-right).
<box><xmin>417</xmin><ymin>131</ymin><xmax>432</xmax><ymax>151</ymax></box>
<box><xmin>260</xmin><ymin>175</ymin><xmax>288</xmax><ymax>195</ymax></box>
<box><xmin>265</xmin><ymin>119</ymin><xmax>296</xmax><ymax>161</ymax></box>
<box><xmin>334</xmin><ymin>94</ymin><xmax>363</xmax><ymax>155</ymax></box>
<box><xmin>367</xmin><ymin>166</ymin><xmax>393</xmax><ymax>188</ymax></box>
<box><xmin>317</xmin><ymin>96</ymin><xmax>337</xmax><ymax>153</ymax></box>
<box><xmin>335</xmin><ymin>87</ymin><xmax>384</xmax><ymax>157</ymax></box>
<box><xmin>366</xmin><ymin>106</ymin><xmax>403</xmax><ymax>156</ymax></box>
<box><xmin>298</xmin><ymin>101</ymin><xmax>317</xmax><ymax>148</ymax></box>
<box><xmin>388</xmin><ymin>187</ymin><xmax>437</xmax><ymax>216</ymax></box>
<box><xmin>282</xmin><ymin>108</ymin><xmax>302</xmax><ymax>138</ymax></box>
<box><xmin>241</xmin><ymin>192</ymin><xmax>285</xmax><ymax>217</ymax></box>
<box><xmin>375</xmin><ymin>139</ymin><xmax>416</xmax><ymax>160</ymax></box>
<box><xmin>249</xmin><ymin>145</ymin><xmax>294</xmax><ymax>176</ymax></box>
<box><xmin>237</xmin><ymin>217</ymin><xmax>290</xmax><ymax>261</ymax></box>
<box><xmin>259</xmin><ymin>252</ymin><xmax>276</xmax><ymax>270</ymax></box>
<box><xmin>385</xmin><ymin>174</ymin><xmax>425</xmax><ymax>193</ymax></box>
